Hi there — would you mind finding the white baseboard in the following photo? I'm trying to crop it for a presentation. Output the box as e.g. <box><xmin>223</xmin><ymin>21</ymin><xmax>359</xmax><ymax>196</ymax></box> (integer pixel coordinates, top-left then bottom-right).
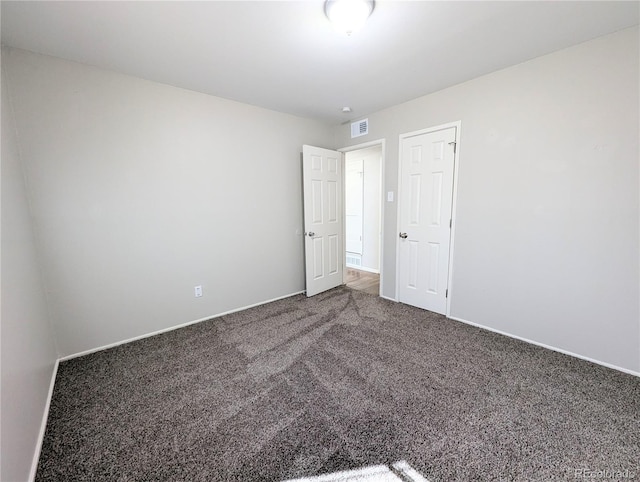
<box><xmin>448</xmin><ymin>315</ymin><xmax>640</xmax><ymax>378</ymax></box>
<box><xmin>29</xmin><ymin>294</ymin><xmax>637</xmax><ymax>480</ymax></box>
<box><xmin>29</xmin><ymin>359</ymin><xmax>59</xmax><ymax>482</ymax></box>
<box><xmin>33</xmin><ymin>290</ymin><xmax>304</xmax><ymax>478</ymax></box>
<box><xmin>359</xmin><ymin>266</ymin><xmax>380</xmax><ymax>274</ymax></box>
<box><xmin>346</xmin><ymin>265</ymin><xmax>380</xmax><ymax>274</ymax></box>
<box><xmin>59</xmin><ymin>290</ymin><xmax>305</xmax><ymax>362</ymax></box>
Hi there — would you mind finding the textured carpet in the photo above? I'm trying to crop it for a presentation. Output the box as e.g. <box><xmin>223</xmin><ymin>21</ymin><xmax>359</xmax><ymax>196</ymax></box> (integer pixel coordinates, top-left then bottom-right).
<box><xmin>36</xmin><ymin>287</ymin><xmax>639</xmax><ymax>481</ymax></box>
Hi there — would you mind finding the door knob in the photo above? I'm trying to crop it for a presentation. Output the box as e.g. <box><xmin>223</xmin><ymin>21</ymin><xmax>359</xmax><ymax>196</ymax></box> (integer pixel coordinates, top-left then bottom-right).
<box><xmin>399</xmin><ymin>232</ymin><xmax>408</xmax><ymax>239</ymax></box>
<box><xmin>307</xmin><ymin>232</ymin><xmax>315</xmax><ymax>237</ymax></box>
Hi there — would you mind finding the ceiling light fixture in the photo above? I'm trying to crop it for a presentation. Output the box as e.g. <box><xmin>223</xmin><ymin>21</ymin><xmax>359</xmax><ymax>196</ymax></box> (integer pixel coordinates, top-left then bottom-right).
<box><xmin>325</xmin><ymin>0</ymin><xmax>374</xmax><ymax>36</ymax></box>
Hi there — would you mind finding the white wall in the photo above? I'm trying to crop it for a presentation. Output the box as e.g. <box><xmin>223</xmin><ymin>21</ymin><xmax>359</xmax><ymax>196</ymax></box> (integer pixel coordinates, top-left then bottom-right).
<box><xmin>3</xmin><ymin>47</ymin><xmax>335</xmax><ymax>358</ymax></box>
<box><xmin>335</xmin><ymin>27</ymin><xmax>640</xmax><ymax>373</ymax></box>
<box><xmin>346</xmin><ymin>146</ymin><xmax>381</xmax><ymax>272</ymax></box>
<box><xmin>362</xmin><ymin>149</ymin><xmax>381</xmax><ymax>272</ymax></box>
<box><xmin>1</xmin><ymin>67</ymin><xmax>58</xmax><ymax>481</ymax></box>
<box><xmin>345</xmin><ymin>157</ymin><xmax>364</xmax><ymax>256</ymax></box>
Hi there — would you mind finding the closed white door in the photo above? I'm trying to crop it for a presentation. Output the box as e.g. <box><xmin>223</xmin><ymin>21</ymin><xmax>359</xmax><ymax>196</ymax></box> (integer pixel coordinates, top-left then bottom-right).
<box><xmin>398</xmin><ymin>127</ymin><xmax>456</xmax><ymax>314</ymax></box>
<box><xmin>302</xmin><ymin>145</ymin><xmax>343</xmax><ymax>297</ymax></box>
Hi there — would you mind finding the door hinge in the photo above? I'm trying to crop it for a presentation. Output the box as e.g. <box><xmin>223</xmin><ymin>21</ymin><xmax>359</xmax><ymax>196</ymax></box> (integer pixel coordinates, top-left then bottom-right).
<box><xmin>449</xmin><ymin>219</ymin><xmax>452</xmax><ymax>228</ymax></box>
<box><xmin>446</xmin><ymin>289</ymin><xmax>448</xmax><ymax>298</ymax></box>
<box><xmin>449</xmin><ymin>141</ymin><xmax>456</xmax><ymax>154</ymax></box>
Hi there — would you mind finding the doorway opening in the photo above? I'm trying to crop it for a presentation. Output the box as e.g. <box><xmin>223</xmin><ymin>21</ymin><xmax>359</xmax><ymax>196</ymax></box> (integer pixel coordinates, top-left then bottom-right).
<box><xmin>342</xmin><ymin>142</ymin><xmax>383</xmax><ymax>296</ymax></box>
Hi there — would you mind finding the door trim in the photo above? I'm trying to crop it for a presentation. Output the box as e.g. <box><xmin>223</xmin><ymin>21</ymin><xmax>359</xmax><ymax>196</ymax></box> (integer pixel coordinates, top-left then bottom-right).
<box><xmin>395</xmin><ymin>122</ymin><xmax>461</xmax><ymax>316</ymax></box>
<box><xmin>339</xmin><ymin>138</ymin><xmax>386</xmax><ymax>297</ymax></box>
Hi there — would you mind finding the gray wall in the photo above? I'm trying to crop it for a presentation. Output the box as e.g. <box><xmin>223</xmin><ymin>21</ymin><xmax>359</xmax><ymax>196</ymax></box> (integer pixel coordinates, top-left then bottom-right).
<box><xmin>1</xmin><ymin>67</ymin><xmax>58</xmax><ymax>481</ymax></box>
<box><xmin>335</xmin><ymin>27</ymin><xmax>640</xmax><ymax>373</ymax></box>
<box><xmin>3</xmin><ymin>47</ymin><xmax>335</xmax><ymax>358</ymax></box>
<box><xmin>2</xmin><ymin>28</ymin><xmax>638</xmax><ymax>480</ymax></box>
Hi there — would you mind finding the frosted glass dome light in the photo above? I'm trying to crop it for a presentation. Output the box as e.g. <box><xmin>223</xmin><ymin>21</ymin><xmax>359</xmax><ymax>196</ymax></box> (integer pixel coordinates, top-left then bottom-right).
<box><xmin>325</xmin><ymin>0</ymin><xmax>374</xmax><ymax>35</ymax></box>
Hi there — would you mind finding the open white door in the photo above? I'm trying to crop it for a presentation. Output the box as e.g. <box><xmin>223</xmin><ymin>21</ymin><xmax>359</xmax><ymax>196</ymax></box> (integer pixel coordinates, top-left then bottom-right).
<box><xmin>302</xmin><ymin>145</ymin><xmax>343</xmax><ymax>297</ymax></box>
<box><xmin>398</xmin><ymin>126</ymin><xmax>456</xmax><ymax>314</ymax></box>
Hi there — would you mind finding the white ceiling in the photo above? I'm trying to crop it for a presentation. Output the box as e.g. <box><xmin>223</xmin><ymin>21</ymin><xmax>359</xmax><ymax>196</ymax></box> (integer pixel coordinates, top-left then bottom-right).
<box><xmin>2</xmin><ymin>1</ymin><xmax>638</xmax><ymax>124</ymax></box>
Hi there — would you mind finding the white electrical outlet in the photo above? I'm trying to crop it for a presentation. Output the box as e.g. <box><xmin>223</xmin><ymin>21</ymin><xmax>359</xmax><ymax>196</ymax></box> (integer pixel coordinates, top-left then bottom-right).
<box><xmin>194</xmin><ymin>285</ymin><xmax>203</xmax><ymax>297</ymax></box>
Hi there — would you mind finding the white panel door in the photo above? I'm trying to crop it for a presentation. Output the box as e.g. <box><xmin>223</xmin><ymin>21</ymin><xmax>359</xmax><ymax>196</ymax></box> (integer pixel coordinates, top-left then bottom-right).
<box><xmin>398</xmin><ymin>127</ymin><xmax>456</xmax><ymax>314</ymax></box>
<box><xmin>303</xmin><ymin>145</ymin><xmax>343</xmax><ymax>297</ymax></box>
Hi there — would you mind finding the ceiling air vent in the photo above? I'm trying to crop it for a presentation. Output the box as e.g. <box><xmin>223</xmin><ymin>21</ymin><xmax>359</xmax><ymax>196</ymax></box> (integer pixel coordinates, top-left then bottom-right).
<box><xmin>351</xmin><ymin>118</ymin><xmax>369</xmax><ymax>138</ymax></box>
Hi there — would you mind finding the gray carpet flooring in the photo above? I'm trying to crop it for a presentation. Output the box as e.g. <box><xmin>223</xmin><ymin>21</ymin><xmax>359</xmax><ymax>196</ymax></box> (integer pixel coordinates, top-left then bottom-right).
<box><xmin>36</xmin><ymin>287</ymin><xmax>639</xmax><ymax>481</ymax></box>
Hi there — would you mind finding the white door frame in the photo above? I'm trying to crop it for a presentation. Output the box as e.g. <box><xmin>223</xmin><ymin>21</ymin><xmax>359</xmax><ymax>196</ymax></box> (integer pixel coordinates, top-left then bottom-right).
<box><xmin>339</xmin><ymin>139</ymin><xmax>386</xmax><ymax>297</ymax></box>
<box><xmin>395</xmin><ymin>121</ymin><xmax>461</xmax><ymax>316</ymax></box>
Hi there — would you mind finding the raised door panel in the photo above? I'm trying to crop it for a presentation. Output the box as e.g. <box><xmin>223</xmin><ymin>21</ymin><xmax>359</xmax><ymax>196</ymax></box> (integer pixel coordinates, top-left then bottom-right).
<box><xmin>303</xmin><ymin>145</ymin><xmax>343</xmax><ymax>297</ymax></box>
<box><xmin>398</xmin><ymin>127</ymin><xmax>456</xmax><ymax>314</ymax></box>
